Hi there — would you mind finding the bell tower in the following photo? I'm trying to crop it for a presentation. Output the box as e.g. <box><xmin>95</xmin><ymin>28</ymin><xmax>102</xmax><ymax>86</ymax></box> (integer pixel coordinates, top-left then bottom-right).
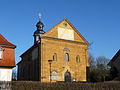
<box><xmin>33</xmin><ymin>14</ymin><xmax>45</xmax><ymax>44</ymax></box>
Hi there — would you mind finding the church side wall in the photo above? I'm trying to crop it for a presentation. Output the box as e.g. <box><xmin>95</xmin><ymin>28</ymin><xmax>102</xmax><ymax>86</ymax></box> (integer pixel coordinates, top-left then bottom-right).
<box><xmin>18</xmin><ymin>45</ymin><xmax>39</xmax><ymax>81</ymax></box>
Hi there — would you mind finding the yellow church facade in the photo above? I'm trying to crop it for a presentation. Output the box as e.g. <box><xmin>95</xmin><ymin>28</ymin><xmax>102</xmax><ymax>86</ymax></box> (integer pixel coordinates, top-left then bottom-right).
<box><xmin>17</xmin><ymin>18</ymin><xmax>89</xmax><ymax>82</ymax></box>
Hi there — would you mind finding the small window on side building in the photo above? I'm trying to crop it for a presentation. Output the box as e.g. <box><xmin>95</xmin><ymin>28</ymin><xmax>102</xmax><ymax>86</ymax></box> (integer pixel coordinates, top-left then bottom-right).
<box><xmin>0</xmin><ymin>47</ymin><xmax>3</xmax><ymax>60</ymax></box>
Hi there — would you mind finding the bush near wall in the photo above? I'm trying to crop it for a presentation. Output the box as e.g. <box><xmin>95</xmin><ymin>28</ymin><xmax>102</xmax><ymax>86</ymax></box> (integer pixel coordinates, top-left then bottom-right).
<box><xmin>0</xmin><ymin>81</ymin><xmax>120</xmax><ymax>90</ymax></box>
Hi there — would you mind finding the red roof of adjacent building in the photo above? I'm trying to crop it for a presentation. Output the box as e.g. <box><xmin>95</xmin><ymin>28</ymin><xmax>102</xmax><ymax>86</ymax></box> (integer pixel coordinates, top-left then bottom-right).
<box><xmin>0</xmin><ymin>34</ymin><xmax>16</xmax><ymax>48</ymax></box>
<box><xmin>0</xmin><ymin>34</ymin><xmax>16</xmax><ymax>68</ymax></box>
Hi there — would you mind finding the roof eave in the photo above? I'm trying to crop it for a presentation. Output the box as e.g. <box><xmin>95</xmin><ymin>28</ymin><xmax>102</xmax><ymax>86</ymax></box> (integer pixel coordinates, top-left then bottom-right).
<box><xmin>0</xmin><ymin>44</ymin><xmax>16</xmax><ymax>49</ymax></box>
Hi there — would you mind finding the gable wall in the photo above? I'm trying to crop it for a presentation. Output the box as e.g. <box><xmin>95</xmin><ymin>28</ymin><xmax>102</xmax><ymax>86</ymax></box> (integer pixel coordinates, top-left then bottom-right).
<box><xmin>43</xmin><ymin>19</ymin><xmax>87</xmax><ymax>43</ymax></box>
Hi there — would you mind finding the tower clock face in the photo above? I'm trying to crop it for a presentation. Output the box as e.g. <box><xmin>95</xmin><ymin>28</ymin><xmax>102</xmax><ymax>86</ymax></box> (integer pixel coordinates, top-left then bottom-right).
<box><xmin>58</xmin><ymin>27</ymin><xmax>74</xmax><ymax>40</ymax></box>
<box><xmin>36</xmin><ymin>36</ymin><xmax>39</xmax><ymax>41</ymax></box>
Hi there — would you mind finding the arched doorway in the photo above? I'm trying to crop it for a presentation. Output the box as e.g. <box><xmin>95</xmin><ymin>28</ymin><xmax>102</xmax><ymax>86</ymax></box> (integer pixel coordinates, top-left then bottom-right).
<box><xmin>64</xmin><ymin>71</ymin><xmax>71</xmax><ymax>82</ymax></box>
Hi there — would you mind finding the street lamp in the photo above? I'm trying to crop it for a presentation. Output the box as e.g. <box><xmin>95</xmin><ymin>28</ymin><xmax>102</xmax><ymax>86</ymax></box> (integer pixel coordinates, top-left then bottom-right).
<box><xmin>48</xmin><ymin>60</ymin><xmax>53</xmax><ymax>83</ymax></box>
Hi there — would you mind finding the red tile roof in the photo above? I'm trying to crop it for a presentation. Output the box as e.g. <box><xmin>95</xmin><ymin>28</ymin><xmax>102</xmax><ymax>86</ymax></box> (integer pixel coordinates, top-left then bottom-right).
<box><xmin>0</xmin><ymin>34</ymin><xmax>16</xmax><ymax>48</ymax></box>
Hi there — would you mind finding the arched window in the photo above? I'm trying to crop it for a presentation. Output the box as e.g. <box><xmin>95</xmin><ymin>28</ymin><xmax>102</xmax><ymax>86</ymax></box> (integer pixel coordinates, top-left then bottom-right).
<box><xmin>53</xmin><ymin>53</ymin><xmax>57</xmax><ymax>61</ymax></box>
<box><xmin>76</xmin><ymin>55</ymin><xmax>80</xmax><ymax>63</ymax></box>
<box><xmin>64</xmin><ymin>53</ymin><xmax>69</xmax><ymax>62</ymax></box>
<box><xmin>0</xmin><ymin>47</ymin><xmax>3</xmax><ymax>60</ymax></box>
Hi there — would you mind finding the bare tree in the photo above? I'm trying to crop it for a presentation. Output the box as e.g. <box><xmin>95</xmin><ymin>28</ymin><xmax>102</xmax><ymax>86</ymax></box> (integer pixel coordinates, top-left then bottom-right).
<box><xmin>96</xmin><ymin>56</ymin><xmax>110</xmax><ymax>82</ymax></box>
<box><xmin>88</xmin><ymin>53</ymin><xmax>96</xmax><ymax>82</ymax></box>
<box><xmin>12</xmin><ymin>69</ymin><xmax>17</xmax><ymax>81</ymax></box>
<box><xmin>88</xmin><ymin>53</ymin><xmax>96</xmax><ymax>69</ymax></box>
<box><xmin>89</xmin><ymin>55</ymin><xmax>111</xmax><ymax>82</ymax></box>
<box><xmin>96</xmin><ymin>56</ymin><xmax>110</xmax><ymax>69</ymax></box>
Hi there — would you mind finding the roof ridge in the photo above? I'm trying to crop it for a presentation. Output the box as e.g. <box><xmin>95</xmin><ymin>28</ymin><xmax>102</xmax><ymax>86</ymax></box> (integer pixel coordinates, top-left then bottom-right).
<box><xmin>0</xmin><ymin>34</ymin><xmax>16</xmax><ymax>48</ymax></box>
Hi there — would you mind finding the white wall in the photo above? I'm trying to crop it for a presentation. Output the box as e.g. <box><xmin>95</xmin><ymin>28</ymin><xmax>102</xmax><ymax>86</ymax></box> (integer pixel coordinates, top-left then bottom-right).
<box><xmin>0</xmin><ymin>68</ymin><xmax>12</xmax><ymax>81</ymax></box>
<box><xmin>58</xmin><ymin>27</ymin><xmax>74</xmax><ymax>40</ymax></box>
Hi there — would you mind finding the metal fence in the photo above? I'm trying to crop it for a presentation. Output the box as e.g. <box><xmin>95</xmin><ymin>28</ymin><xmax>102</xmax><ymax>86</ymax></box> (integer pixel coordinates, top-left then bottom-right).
<box><xmin>0</xmin><ymin>81</ymin><xmax>11</xmax><ymax>90</ymax></box>
<box><xmin>0</xmin><ymin>81</ymin><xmax>120</xmax><ymax>90</ymax></box>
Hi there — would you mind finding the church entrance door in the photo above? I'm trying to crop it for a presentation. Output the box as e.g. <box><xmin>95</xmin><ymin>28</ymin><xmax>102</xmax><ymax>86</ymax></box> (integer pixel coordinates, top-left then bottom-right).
<box><xmin>64</xmin><ymin>71</ymin><xmax>71</xmax><ymax>82</ymax></box>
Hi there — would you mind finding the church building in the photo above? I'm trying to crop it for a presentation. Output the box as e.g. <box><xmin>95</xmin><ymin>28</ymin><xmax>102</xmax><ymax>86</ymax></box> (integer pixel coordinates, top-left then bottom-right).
<box><xmin>108</xmin><ymin>49</ymin><xmax>120</xmax><ymax>80</ymax></box>
<box><xmin>17</xmin><ymin>18</ymin><xmax>89</xmax><ymax>82</ymax></box>
<box><xmin>0</xmin><ymin>34</ymin><xmax>16</xmax><ymax>81</ymax></box>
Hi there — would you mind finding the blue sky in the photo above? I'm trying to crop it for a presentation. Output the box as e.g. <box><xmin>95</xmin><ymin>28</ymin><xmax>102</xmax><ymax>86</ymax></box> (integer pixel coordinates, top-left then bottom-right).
<box><xmin>0</xmin><ymin>0</ymin><xmax>120</xmax><ymax>63</ymax></box>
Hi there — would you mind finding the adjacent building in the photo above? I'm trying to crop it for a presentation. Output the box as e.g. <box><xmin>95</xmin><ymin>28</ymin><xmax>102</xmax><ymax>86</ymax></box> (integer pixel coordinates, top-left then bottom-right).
<box><xmin>108</xmin><ymin>49</ymin><xmax>120</xmax><ymax>79</ymax></box>
<box><xmin>17</xmin><ymin>18</ymin><xmax>89</xmax><ymax>82</ymax></box>
<box><xmin>0</xmin><ymin>34</ymin><xmax>16</xmax><ymax>81</ymax></box>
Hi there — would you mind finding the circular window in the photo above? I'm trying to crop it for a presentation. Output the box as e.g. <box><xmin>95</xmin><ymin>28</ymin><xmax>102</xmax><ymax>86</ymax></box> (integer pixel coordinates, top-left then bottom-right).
<box><xmin>63</xmin><ymin>23</ymin><xmax>67</xmax><ymax>26</ymax></box>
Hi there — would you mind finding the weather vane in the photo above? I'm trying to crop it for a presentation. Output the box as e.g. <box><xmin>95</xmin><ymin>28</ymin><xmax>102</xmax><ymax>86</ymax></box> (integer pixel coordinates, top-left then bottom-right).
<box><xmin>38</xmin><ymin>13</ymin><xmax>42</xmax><ymax>21</ymax></box>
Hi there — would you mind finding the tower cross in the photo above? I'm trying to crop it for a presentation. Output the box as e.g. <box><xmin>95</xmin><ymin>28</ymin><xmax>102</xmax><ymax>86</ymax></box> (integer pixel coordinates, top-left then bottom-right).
<box><xmin>38</xmin><ymin>13</ymin><xmax>42</xmax><ymax>21</ymax></box>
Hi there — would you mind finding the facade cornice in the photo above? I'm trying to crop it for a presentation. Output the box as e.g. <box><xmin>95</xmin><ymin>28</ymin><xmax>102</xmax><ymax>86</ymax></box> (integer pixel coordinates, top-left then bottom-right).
<box><xmin>41</xmin><ymin>36</ymin><xmax>88</xmax><ymax>45</ymax></box>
